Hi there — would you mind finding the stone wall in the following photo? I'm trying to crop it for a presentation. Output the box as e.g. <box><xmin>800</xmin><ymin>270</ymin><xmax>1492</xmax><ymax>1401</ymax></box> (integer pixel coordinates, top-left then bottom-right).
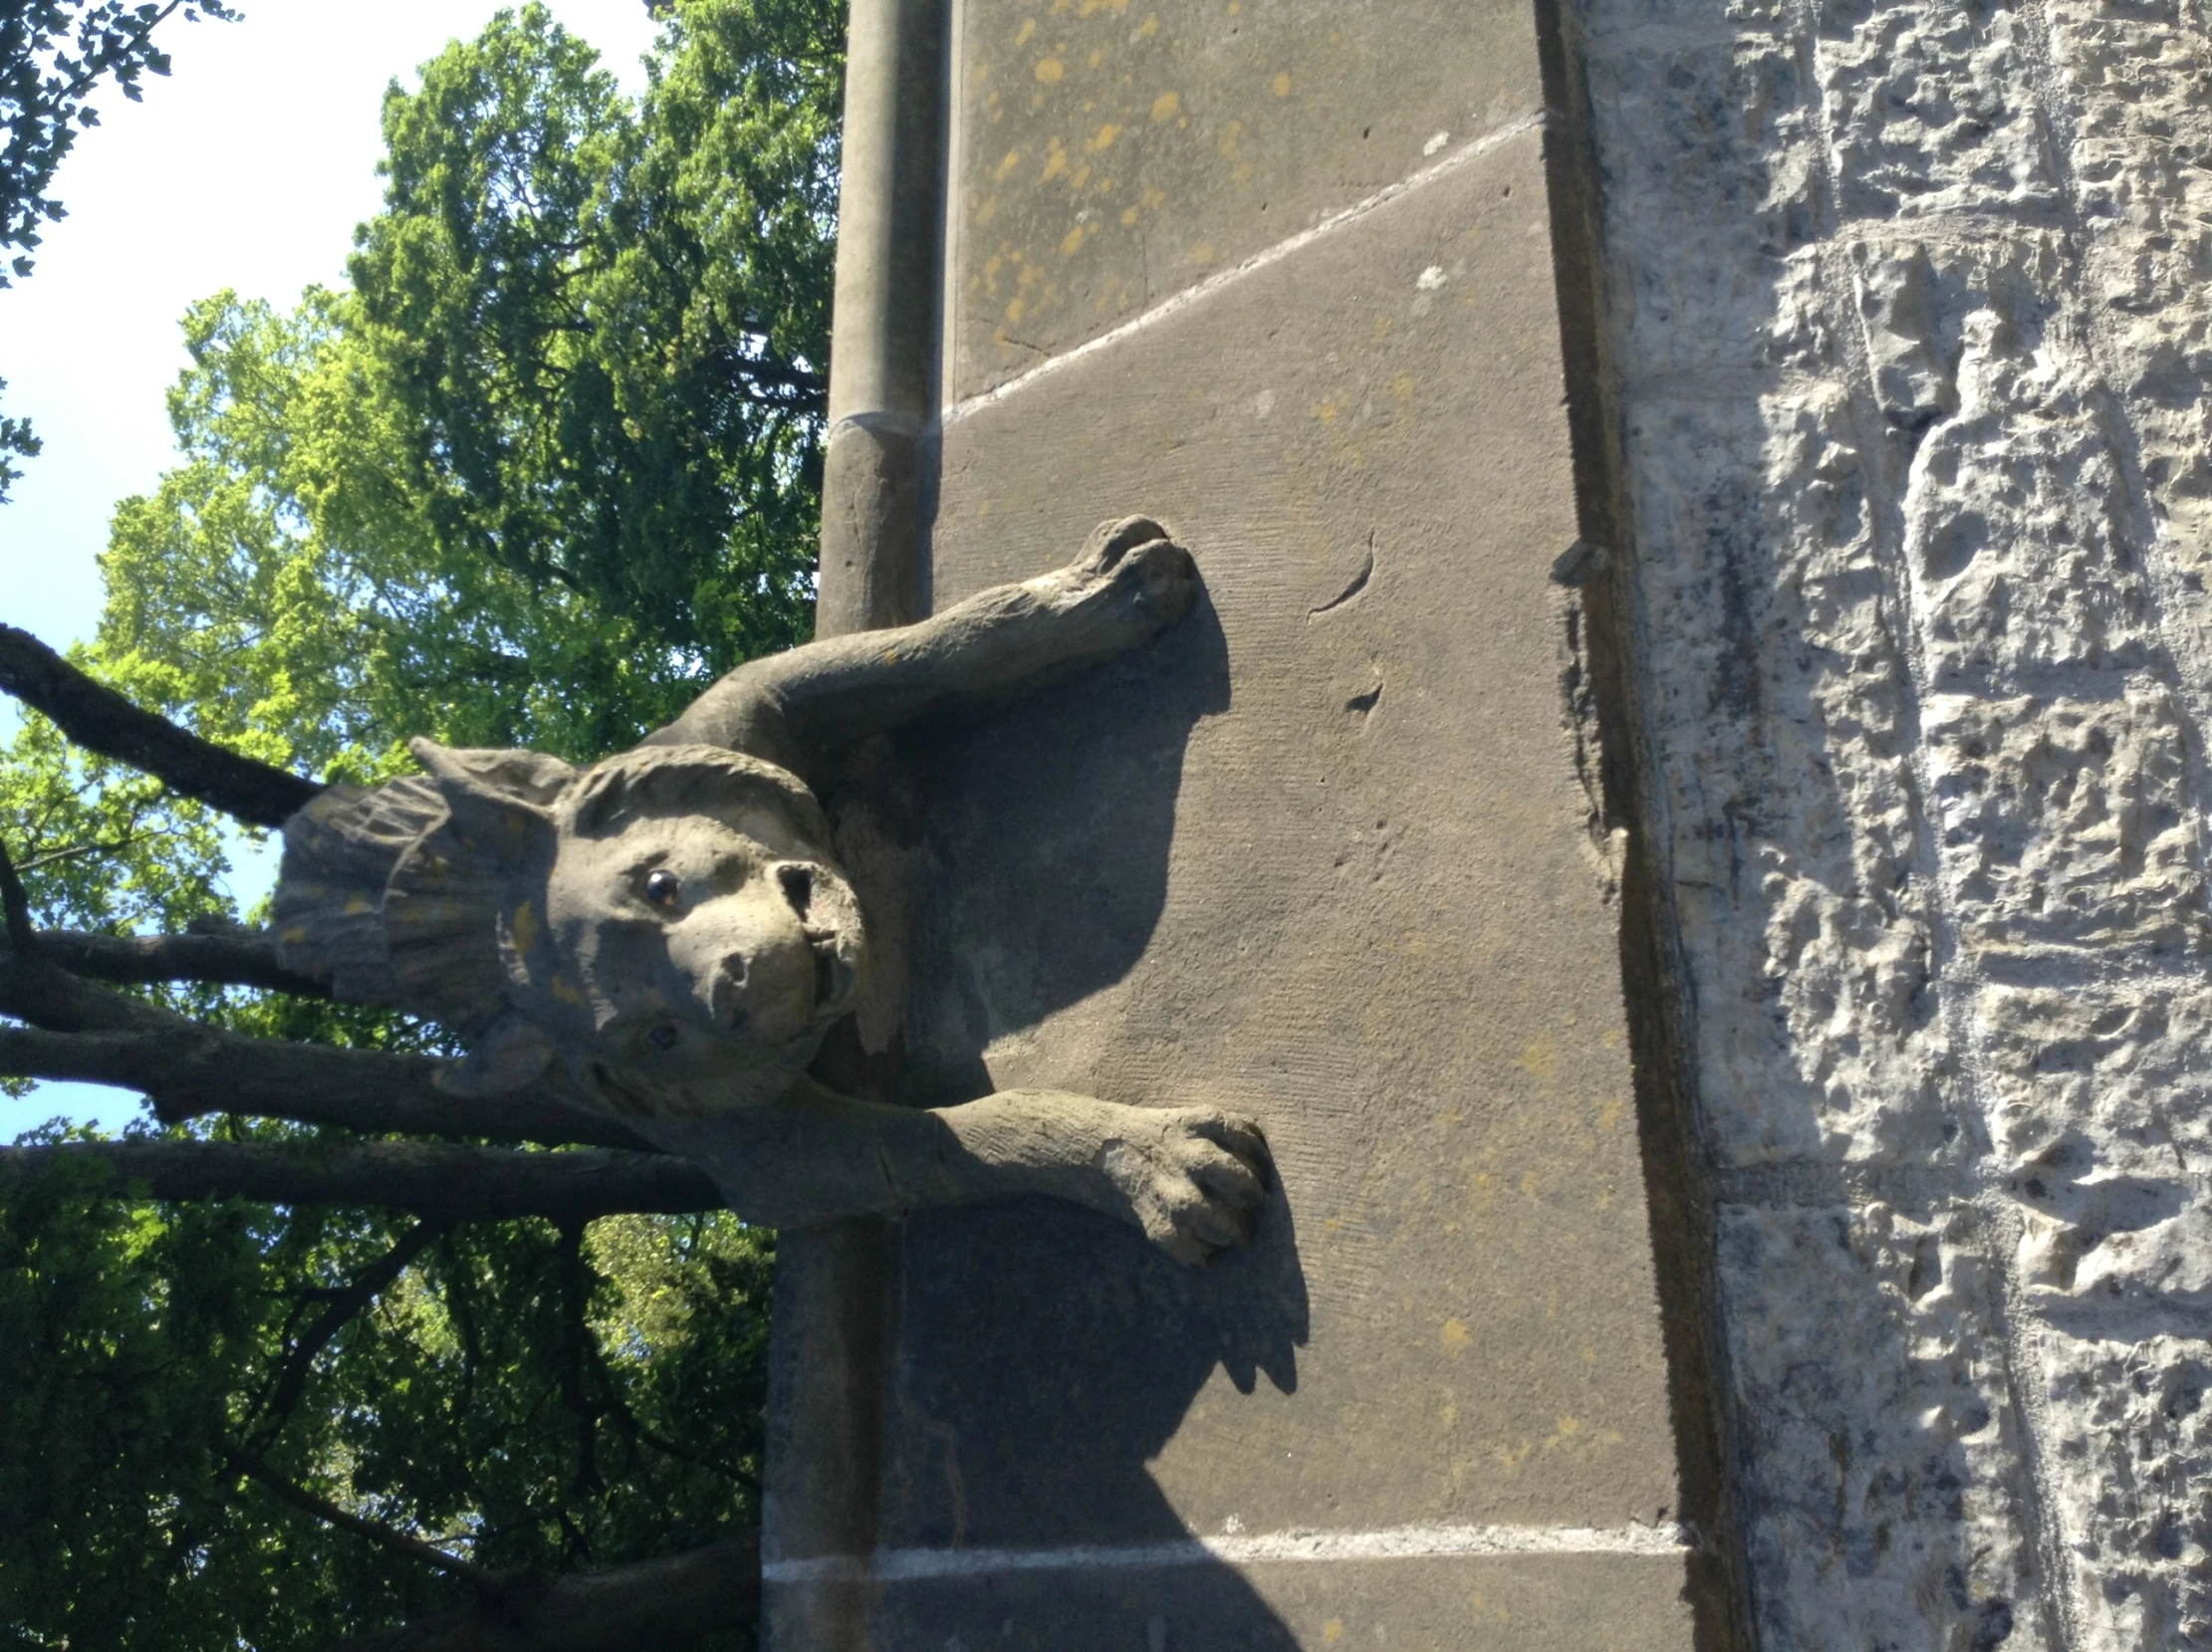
<box><xmin>1569</xmin><ymin>0</ymin><xmax>2212</xmax><ymax>1639</ymax></box>
<box><xmin>762</xmin><ymin>1</ymin><xmax>1709</xmax><ymax>1646</ymax></box>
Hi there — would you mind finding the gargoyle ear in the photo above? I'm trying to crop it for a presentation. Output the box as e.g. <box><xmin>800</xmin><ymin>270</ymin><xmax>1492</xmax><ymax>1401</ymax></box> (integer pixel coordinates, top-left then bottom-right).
<box><xmin>433</xmin><ymin>1010</ymin><xmax>558</xmax><ymax>1097</ymax></box>
<box><xmin>408</xmin><ymin>738</ymin><xmax>573</xmax><ymax>855</ymax></box>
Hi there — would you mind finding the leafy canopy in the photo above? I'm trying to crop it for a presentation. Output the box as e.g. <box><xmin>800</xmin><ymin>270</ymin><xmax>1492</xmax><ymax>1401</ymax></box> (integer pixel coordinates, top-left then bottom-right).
<box><xmin>99</xmin><ymin>0</ymin><xmax>838</xmax><ymax>774</ymax></box>
<box><xmin>0</xmin><ymin>1</ymin><xmax>844</xmax><ymax>1644</ymax></box>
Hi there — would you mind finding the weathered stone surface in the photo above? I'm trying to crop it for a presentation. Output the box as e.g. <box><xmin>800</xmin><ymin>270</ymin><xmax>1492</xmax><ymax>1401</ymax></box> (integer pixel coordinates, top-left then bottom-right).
<box><xmin>1925</xmin><ymin>686</ymin><xmax>2209</xmax><ymax>964</ymax></box>
<box><xmin>1716</xmin><ymin>1202</ymin><xmax>2045</xmax><ymax>1651</ymax></box>
<box><xmin>762</xmin><ymin>0</ymin><xmax>1700</xmax><ymax>1630</ymax></box>
<box><xmin>889</xmin><ymin>120</ymin><xmax>1685</xmax><ymax>1579</ymax></box>
<box><xmin>1582</xmin><ymin>0</ymin><xmax>2212</xmax><ymax>1629</ymax></box>
<box><xmin>946</xmin><ymin>0</ymin><xmax>1543</xmax><ymax>398</ymax></box>
<box><xmin>872</xmin><ymin>1551</ymin><xmax>1695</xmax><ymax>1652</ymax></box>
<box><xmin>2032</xmin><ymin>1328</ymin><xmax>2212</xmax><ymax>1649</ymax></box>
<box><xmin>1618</xmin><ymin>383</ymin><xmax>1957</xmax><ymax>1170</ymax></box>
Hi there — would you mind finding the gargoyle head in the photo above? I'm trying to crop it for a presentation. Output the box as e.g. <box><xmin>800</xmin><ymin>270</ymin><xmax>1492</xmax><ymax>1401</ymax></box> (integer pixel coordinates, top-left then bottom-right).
<box><xmin>273</xmin><ymin>739</ymin><xmax>866</xmax><ymax>1118</ymax></box>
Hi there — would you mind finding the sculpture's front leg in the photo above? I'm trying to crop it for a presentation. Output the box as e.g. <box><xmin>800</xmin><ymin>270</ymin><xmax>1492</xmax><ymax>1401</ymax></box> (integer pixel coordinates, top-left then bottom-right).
<box><xmin>640</xmin><ymin>1080</ymin><xmax>1271</xmax><ymax>1265</ymax></box>
<box><xmin>646</xmin><ymin>515</ymin><xmax>1198</xmax><ymax>766</ymax></box>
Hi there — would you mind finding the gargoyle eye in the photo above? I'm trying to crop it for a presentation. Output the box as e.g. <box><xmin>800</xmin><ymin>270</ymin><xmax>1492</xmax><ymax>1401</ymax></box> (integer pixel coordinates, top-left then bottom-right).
<box><xmin>647</xmin><ymin>1024</ymin><xmax>679</xmax><ymax>1051</ymax></box>
<box><xmin>644</xmin><ymin>868</ymin><xmax>681</xmax><ymax>909</ymax></box>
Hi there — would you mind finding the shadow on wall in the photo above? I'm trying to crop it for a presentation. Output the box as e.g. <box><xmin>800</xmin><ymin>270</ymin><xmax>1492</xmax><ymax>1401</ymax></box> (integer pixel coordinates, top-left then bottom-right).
<box><xmin>879</xmin><ymin>583</ymin><xmax>1311</xmax><ymax>1646</ymax></box>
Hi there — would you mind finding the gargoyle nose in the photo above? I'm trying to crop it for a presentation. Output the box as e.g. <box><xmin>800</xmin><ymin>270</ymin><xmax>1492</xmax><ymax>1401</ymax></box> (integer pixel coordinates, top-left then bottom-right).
<box><xmin>711</xmin><ymin>954</ymin><xmax>750</xmax><ymax>1027</ymax></box>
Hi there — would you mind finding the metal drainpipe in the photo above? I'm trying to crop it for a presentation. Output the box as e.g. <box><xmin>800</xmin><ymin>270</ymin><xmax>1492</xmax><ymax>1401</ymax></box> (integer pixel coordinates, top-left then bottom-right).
<box><xmin>761</xmin><ymin>0</ymin><xmax>948</xmax><ymax>1646</ymax></box>
<box><xmin>815</xmin><ymin>0</ymin><xmax>948</xmax><ymax>638</ymax></box>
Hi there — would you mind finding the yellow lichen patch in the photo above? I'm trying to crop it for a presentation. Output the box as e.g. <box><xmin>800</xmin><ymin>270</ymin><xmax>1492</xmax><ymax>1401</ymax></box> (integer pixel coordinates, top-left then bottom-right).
<box><xmin>1120</xmin><ymin>204</ymin><xmax>1139</xmax><ymax>225</ymax></box>
<box><xmin>1086</xmin><ymin>121</ymin><xmax>1121</xmax><ymax>152</ymax></box>
<box><xmin>1061</xmin><ymin>223</ymin><xmax>1088</xmax><ymax>255</ymax></box>
<box><xmin>1089</xmin><ymin>48</ymin><xmax>1102</xmax><ymax>67</ymax></box>
<box><xmin>1041</xmin><ymin>135</ymin><xmax>1070</xmax><ymax>180</ymax></box>
<box><xmin>1016</xmin><ymin>16</ymin><xmax>1037</xmax><ymax>44</ymax></box>
<box><xmin>1322</xmin><ymin>1622</ymin><xmax>1344</xmax><ymax>1645</ymax></box>
<box><xmin>1521</xmin><ymin>1170</ymin><xmax>1540</xmax><ymax>1198</ymax></box>
<box><xmin>1273</xmin><ymin>70</ymin><xmax>1293</xmax><ymax>97</ymax></box>
<box><xmin>1150</xmin><ymin>89</ymin><xmax>1180</xmax><ymax>121</ymax></box>
<box><xmin>995</xmin><ymin>147</ymin><xmax>1023</xmax><ymax>180</ymax></box>
<box><xmin>1141</xmin><ymin>185</ymin><xmax>1166</xmax><ymax>209</ymax></box>
<box><xmin>1441</xmin><ymin>1316</ymin><xmax>1472</xmax><ymax>1353</ymax></box>
<box><xmin>973</xmin><ymin>194</ymin><xmax>999</xmax><ymax>225</ymax></box>
<box><xmin>1392</xmin><ymin>371</ymin><xmax>1413</xmax><ymax>398</ymax></box>
<box><xmin>550</xmin><ymin>974</ymin><xmax>588</xmax><ymax>1009</ymax></box>
<box><xmin>1035</xmin><ymin>56</ymin><xmax>1065</xmax><ymax>82</ymax></box>
<box><xmin>1070</xmin><ymin>162</ymin><xmax>1091</xmax><ymax>189</ymax></box>
<box><xmin>1598</xmin><ymin>1095</ymin><xmax>1624</xmax><ymax>1130</ymax></box>
<box><xmin>1440</xmin><ymin>1400</ymin><xmax>1458</xmax><ymax>1426</ymax></box>
<box><xmin>1232</xmin><ymin>159</ymin><xmax>1253</xmax><ymax>182</ymax></box>
<box><xmin>1192</xmin><ymin>240</ymin><xmax>1214</xmax><ymax>263</ymax></box>
<box><xmin>1006</xmin><ymin>296</ymin><xmax>1026</xmax><ymax>324</ymax></box>
<box><xmin>508</xmin><ymin>898</ymin><xmax>541</xmax><ymax>956</ymax></box>
<box><xmin>1138</xmin><ymin>12</ymin><xmax>1159</xmax><ymax>34</ymax></box>
<box><xmin>1218</xmin><ymin>118</ymin><xmax>1242</xmax><ymax>156</ymax></box>
<box><xmin>1519</xmin><ymin>1033</ymin><xmax>1559</xmax><ymax>1080</ymax></box>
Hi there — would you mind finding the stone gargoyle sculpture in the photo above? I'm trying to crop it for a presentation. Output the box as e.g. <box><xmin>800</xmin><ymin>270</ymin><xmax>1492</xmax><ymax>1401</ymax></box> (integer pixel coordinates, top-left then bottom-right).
<box><xmin>269</xmin><ymin>518</ymin><xmax>1269</xmax><ymax>1263</ymax></box>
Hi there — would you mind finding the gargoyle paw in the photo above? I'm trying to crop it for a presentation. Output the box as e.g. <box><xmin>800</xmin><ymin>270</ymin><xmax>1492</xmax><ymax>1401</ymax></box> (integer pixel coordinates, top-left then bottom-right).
<box><xmin>1100</xmin><ymin>1105</ymin><xmax>1272</xmax><ymax>1266</ymax></box>
<box><xmin>1065</xmin><ymin>515</ymin><xmax>1197</xmax><ymax>631</ymax></box>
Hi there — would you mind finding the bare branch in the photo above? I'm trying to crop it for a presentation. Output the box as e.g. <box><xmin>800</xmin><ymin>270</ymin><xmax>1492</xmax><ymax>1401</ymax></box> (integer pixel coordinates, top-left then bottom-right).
<box><xmin>0</xmin><ymin>622</ymin><xmax>322</xmax><ymax>826</ymax></box>
<box><xmin>34</xmin><ymin>926</ymin><xmax>328</xmax><ymax>995</ymax></box>
<box><xmin>251</xmin><ymin>1218</ymin><xmax>453</xmax><ymax>1447</ymax></box>
<box><xmin>0</xmin><ymin>1027</ymin><xmax>654</xmax><ymax>1151</ymax></box>
<box><xmin>0</xmin><ymin>901</ymin><xmax>644</xmax><ymax>1149</ymax></box>
<box><xmin>0</xmin><ymin>1139</ymin><xmax>721</xmax><ymax>1222</ymax></box>
<box><xmin>224</xmin><ymin>1446</ymin><xmax>492</xmax><ymax>1585</ymax></box>
<box><xmin>15</xmin><ymin>835</ymin><xmax>140</xmax><ymax>873</ymax></box>
<box><xmin>0</xmin><ymin>834</ymin><xmax>33</xmax><ymax>957</ymax></box>
<box><xmin>327</xmin><ymin>1531</ymin><xmax>761</xmax><ymax>1652</ymax></box>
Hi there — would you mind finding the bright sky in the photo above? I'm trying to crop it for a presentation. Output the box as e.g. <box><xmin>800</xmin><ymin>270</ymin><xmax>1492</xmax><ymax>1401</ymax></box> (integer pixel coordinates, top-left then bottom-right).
<box><xmin>0</xmin><ymin>0</ymin><xmax>663</xmax><ymax>1137</ymax></box>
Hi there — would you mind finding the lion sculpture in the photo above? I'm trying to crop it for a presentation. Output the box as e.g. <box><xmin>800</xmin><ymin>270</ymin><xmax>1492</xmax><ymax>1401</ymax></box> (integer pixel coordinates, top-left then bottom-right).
<box><xmin>270</xmin><ymin>518</ymin><xmax>1269</xmax><ymax>1263</ymax></box>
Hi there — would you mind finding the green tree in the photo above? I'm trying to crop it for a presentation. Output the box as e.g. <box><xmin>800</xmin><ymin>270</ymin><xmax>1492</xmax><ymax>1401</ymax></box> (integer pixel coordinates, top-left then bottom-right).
<box><xmin>0</xmin><ymin>3</ymin><xmax>844</xmax><ymax>1646</ymax></box>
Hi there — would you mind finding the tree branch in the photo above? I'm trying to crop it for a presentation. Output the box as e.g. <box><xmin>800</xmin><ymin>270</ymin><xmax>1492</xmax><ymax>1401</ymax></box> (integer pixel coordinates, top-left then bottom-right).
<box><xmin>224</xmin><ymin>1446</ymin><xmax>492</xmax><ymax>1585</ymax></box>
<box><xmin>251</xmin><ymin>1217</ymin><xmax>453</xmax><ymax>1447</ymax></box>
<box><xmin>327</xmin><ymin>1531</ymin><xmax>761</xmax><ymax>1652</ymax></box>
<box><xmin>0</xmin><ymin>834</ymin><xmax>33</xmax><ymax>957</ymax></box>
<box><xmin>34</xmin><ymin>926</ymin><xmax>329</xmax><ymax>995</ymax></box>
<box><xmin>0</xmin><ymin>1027</ymin><xmax>654</xmax><ymax>1151</ymax></box>
<box><xmin>0</xmin><ymin>908</ymin><xmax>647</xmax><ymax>1149</ymax></box>
<box><xmin>0</xmin><ymin>622</ymin><xmax>322</xmax><ymax>826</ymax></box>
<box><xmin>0</xmin><ymin>1139</ymin><xmax>721</xmax><ymax>1222</ymax></box>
